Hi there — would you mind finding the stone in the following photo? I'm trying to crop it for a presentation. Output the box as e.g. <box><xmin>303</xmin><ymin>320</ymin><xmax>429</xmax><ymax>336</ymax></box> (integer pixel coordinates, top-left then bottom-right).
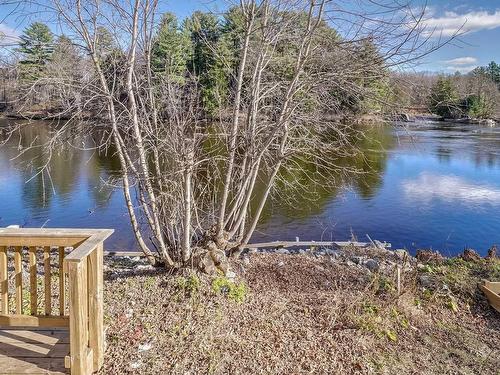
<box><xmin>416</xmin><ymin>249</ymin><xmax>444</xmax><ymax>264</ymax></box>
<box><xmin>351</xmin><ymin>256</ymin><xmax>363</xmax><ymax>265</ymax></box>
<box><xmin>210</xmin><ymin>249</ymin><xmax>226</xmax><ymax>265</ymax></box>
<box><xmin>276</xmin><ymin>248</ymin><xmax>290</xmax><ymax>254</ymax></box>
<box><xmin>486</xmin><ymin>245</ymin><xmax>497</xmax><ymax>259</ymax></box>
<box><xmin>394</xmin><ymin>249</ymin><xmax>409</xmax><ymax>260</ymax></box>
<box><xmin>364</xmin><ymin>259</ymin><xmax>379</xmax><ymax>272</ymax></box>
<box><xmin>226</xmin><ymin>270</ymin><xmax>236</xmax><ymax>280</ymax></box>
<box><xmin>418</xmin><ymin>275</ymin><xmax>433</xmax><ymax>288</ymax></box>
<box><xmin>138</xmin><ymin>343</ymin><xmax>152</xmax><ymax>352</ymax></box>
<box><xmin>461</xmin><ymin>248</ymin><xmax>480</xmax><ymax>262</ymax></box>
<box><xmin>277</xmin><ymin>261</ymin><xmax>285</xmax><ymax>267</ymax></box>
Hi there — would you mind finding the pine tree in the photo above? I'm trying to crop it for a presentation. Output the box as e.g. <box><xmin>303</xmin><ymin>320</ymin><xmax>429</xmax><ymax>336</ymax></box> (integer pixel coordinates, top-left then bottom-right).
<box><xmin>151</xmin><ymin>13</ymin><xmax>192</xmax><ymax>83</ymax></box>
<box><xmin>17</xmin><ymin>22</ymin><xmax>54</xmax><ymax>81</ymax></box>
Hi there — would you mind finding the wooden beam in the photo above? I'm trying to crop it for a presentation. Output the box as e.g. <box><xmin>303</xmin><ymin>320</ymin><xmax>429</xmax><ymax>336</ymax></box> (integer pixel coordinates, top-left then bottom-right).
<box><xmin>59</xmin><ymin>247</ymin><xmax>65</xmax><ymax>316</ymax></box>
<box><xmin>65</xmin><ymin>231</ymin><xmax>114</xmax><ymax>263</ymax></box>
<box><xmin>14</xmin><ymin>247</ymin><xmax>23</xmax><ymax>315</ymax></box>
<box><xmin>0</xmin><ymin>314</ymin><xmax>69</xmax><ymax>327</ymax></box>
<box><xmin>44</xmin><ymin>247</ymin><xmax>51</xmax><ymax>316</ymax></box>
<box><xmin>29</xmin><ymin>247</ymin><xmax>37</xmax><ymax>315</ymax></box>
<box><xmin>88</xmin><ymin>243</ymin><xmax>104</xmax><ymax>372</ymax></box>
<box><xmin>0</xmin><ymin>246</ymin><xmax>7</xmax><ymax>314</ymax></box>
<box><xmin>68</xmin><ymin>260</ymin><xmax>89</xmax><ymax>375</ymax></box>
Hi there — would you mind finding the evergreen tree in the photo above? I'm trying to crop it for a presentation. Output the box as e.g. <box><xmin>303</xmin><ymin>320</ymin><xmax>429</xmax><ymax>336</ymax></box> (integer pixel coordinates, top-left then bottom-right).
<box><xmin>17</xmin><ymin>22</ymin><xmax>54</xmax><ymax>80</ymax></box>
<box><xmin>151</xmin><ymin>13</ymin><xmax>192</xmax><ymax>83</ymax></box>
<box><xmin>429</xmin><ymin>77</ymin><xmax>459</xmax><ymax>118</ymax></box>
<box><xmin>184</xmin><ymin>11</ymin><xmax>233</xmax><ymax>115</ymax></box>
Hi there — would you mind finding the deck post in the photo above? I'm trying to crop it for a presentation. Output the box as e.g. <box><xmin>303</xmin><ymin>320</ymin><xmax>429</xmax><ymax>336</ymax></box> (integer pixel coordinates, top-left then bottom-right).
<box><xmin>88</xmin><ymin>243</ymin><xmax>104</xmax><ymax>371</ymax></box>
<box><xmin>68</xmin><ymin>260</ymin><xmax>89</xmax><ymax>375</ymax></box>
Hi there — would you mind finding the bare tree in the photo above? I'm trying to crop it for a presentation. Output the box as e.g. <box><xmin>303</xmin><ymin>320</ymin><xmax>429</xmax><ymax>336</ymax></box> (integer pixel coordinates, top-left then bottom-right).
<box><xmin>0</xmin><ymin>0</ymin><xmax>454</xmax><ymax>271</ymax></box>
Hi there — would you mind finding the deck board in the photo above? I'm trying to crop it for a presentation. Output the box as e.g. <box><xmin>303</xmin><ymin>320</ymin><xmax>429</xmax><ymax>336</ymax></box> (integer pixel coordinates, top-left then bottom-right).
<box><xmin>0</xmin><ymin>328</ymin><xmax>69</xmax><ymax>374</ymax></box>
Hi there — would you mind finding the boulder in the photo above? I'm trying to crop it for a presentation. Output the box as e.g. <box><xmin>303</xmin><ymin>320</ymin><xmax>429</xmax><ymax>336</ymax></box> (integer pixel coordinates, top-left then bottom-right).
<box><xmin>486</xmin><ymin>245</ymin><xmax>497</xmax><ymax>260</ymax></box>
<box><xmin>364</xmin><ymin>259</ymin><xmax>379</xmax><ymax>272</ymax></box>
<box><xmin>416</xmin><ymin>249</ymin><xmax>444</xmax><ymax>264</ymax></box>
<box><xmin>461</xmin><ymin>248</ymin><xmax>480</xmax><ymax>262</ymax></box>
<box><xmin>394</xmin><ymin>249</ymin><xmax>409</xmax><ymax>261</ymax></box>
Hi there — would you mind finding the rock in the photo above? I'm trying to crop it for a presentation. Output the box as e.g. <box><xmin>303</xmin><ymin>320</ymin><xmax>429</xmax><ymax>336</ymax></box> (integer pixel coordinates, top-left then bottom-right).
<box><xmin>394</xmin><ymin>249</ymin><xmax>409</xmax><ymax>260</ymax></box>
<box><xmin>130</xmin><ymin>361</ymin><xmax>142</xmax><ymax>369</ymax></box>
<box><xmin>418</xmin><ymin>275</ymin><xmax>433</xmax><ymax>288</ymax></box>
<box><xmin>242</xmin><ymin>256</ymin><xmax>250</xmax><ymax>265</ymax></box>
<box><xmin>277</xmin><ymin>261</ymin><xmax>285</xmax><ymax>267</ymax></box>
<box><xmin>416</xmin><ymin>249</ymin><xmax>444</xmax><ymax>264</ymax></box>
<box><xmin>486</xmin><ymin>245</ymin><xmax>497</xmax><ymax>259</ymax></box>
<box><xmin>193</xmin><ymin>251</ymin><xmax>216</xmax><ymax>274</ymax></box>
<box><xmin>226</xmin><ymin>270</ymin><xmax>236</xmax><ymax>280</ymax></box>
<box><xmin>364</xmin><ymin>259</ymin><xmax>379</xmax><ymax>272</ymax></box>
<box><xmin>247</xmin><ymin>248</ymin><xmax>257</xmax><ymax>254</ymax></box>
<box><xmin>351</xmin><ymin>256</ymin><xmax>363</xmax><ymax>265</ymax></box>
<box><xmin>345</xmin><ymin>260</ymin><xmax>356</xmax><ymax>267</ymax></box>
<box><xmin>298</xmin><ymin>249</ymin><xmax>306</xmax><ymax>255</ymax></box>
<box><xmin>276</xmin><ymin>248</ymin><xmax>289</xmax><ymax>254</ymax></box>
<box><xmin>210</xmin><ymin>249</ymin><xmax>226</xmax><ymax>266</ymax></box>
<box><xmin>138</xmin><ymin>343</ymin><xmax>152</xmax><ymax>352</ymax></box>
<box><xmin>461</xmin><ymin>248</ymin><xmax>480</xmax><ymax>262</ymax></box>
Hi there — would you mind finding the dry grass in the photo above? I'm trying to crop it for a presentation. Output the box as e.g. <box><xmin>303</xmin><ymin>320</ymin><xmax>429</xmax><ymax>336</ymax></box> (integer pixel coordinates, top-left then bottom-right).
<box><xmin>100</xmin><ymin>251</ymin><xmax>500</xmax><ymax>374</ymax></box>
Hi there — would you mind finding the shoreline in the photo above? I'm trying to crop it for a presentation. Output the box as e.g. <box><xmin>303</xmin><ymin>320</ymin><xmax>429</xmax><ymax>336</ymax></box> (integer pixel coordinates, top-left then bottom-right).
<box><xmin>100</xmin><ymin>245</ymin><xmax>500</xmax><ymax>374</ymax></box>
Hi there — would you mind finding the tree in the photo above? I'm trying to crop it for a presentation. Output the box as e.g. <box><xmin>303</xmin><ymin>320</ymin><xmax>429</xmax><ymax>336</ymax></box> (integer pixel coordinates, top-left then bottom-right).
<box><xmin>429</xmin><ymin>77</ymin><xmax>459</xmax><ymax>118</ymax></box>
<box><xmin>151</xmin><ymin>13</ymin><xmax>192</xmax><ymax>83</ymax></box>
<box><xmin>486</xmin><ymin>61</ymin><xmax>500</xmax><ymax>87</ymax></box>
<box><xmin>184</xmin><ymin>11</ymin><xmax>233</xmax><ymax>115</ymax></box>
<box><xmin>17</xmin><ymin>22</ymin><xmax>54</xmax><ymax>80</ymax></box>
<box><xmin>8</xmin><ymin>0</ymin><xmax>450</xmax><ymax>271</ymax></box>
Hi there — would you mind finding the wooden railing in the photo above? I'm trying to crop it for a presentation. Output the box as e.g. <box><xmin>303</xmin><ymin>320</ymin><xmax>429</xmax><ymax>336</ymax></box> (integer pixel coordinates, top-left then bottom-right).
<box><xmin>0</xmin><ymin>228</ymin><xmax>113</xmax><ymax>375</ymax></box>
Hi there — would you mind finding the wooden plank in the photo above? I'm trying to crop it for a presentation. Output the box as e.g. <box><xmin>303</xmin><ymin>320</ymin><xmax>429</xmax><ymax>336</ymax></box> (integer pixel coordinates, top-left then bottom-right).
<box><xmin>29</xmin><ymin>247</ymin><xmax>38</xmax><ymax>315</ymax></box>
<box><xmin>103</xmin><ymin>239</ymin><xmax>391</xmax><ymax>257</ymax></box>
<box><xmin>65</xmin><ymin>231</ymin><xmax>114</xmax><ymax>263</ymax></box>
<box><xmin>0</xmin><ymin>237</ymin><xmax>86</xmax><ymax>247</ymax></box>
<box><xmin>44</xmin><ymin>247</ymin><xmax>51</xmax><ymax>316</ymax></box>
<box><xmin>59</xmin><ymin>247</ymin><xmax>65</xmax><ymax>316</ymax></box>
<box><xmin>14</xmin><ymin>246</ymin><xmax>23</xmax><ymax>315</ymax></box>
<box><xmin>0</xmin><ymin>246</ymin><xmax>8</xmax><ymax>314</ymax></box>
<box><xmin>0</xmin><ymin>228</ymin><xmax>108</xmax><ymax>236</ymax></box>
<box><xmin>0</xmin><ymin>342</ymin><xmax>69</xmax><ymax>357</ymax></box>
<box><xmin>0</xmin><ymin>354</ymin><xmax>67</xmax><ymax>374</ymax></box>
<box><xmin>88</xmin><ymin>243</ymin><xmax>104</xmax><ymax>371</ymax></box>
<box><xmin>0</xmin><ymin>329</ymin><xmax>69</xmax><ymax>344</ymax></box>
<box><xmin>0</xmin><ymin>314</ymin><xmax>69</xmax><ymax>327</ymax></box>
<box><xmin>481</xmin><ymin>281</ymin><xmax>500</xmax><ymax>313</ymax></box>
<box><xmin>68</xmin><ymin>260</ymin><xmax>89</xmax><ymax>375</ymax></box>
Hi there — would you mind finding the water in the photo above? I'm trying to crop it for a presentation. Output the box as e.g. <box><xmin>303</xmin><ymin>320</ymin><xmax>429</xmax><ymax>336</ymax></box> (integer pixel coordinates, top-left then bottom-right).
<box><xmin>1</xmin><ymin>118</ymin><xmax>500</xmax><ymax>256</ymax></box>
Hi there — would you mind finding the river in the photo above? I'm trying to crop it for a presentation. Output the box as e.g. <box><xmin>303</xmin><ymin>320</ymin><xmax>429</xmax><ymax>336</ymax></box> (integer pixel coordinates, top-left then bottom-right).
<box><xmin>1</xmin><ymin>118</ymin><xmax>499</xmax><ymax>255</ymax></box>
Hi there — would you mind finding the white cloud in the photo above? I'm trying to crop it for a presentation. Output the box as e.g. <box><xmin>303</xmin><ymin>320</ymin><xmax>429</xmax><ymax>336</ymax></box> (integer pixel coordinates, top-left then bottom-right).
<box><xmin>0</xmin><ymin>23</ymin><xmax>20</xmax><ymax>46</ymax></box>
<box><xmin>424</xmin><ymin>9</ymin><xmax>500</xmax><ymax>37</ymax></box>
<box><xmin>445</xmin><ymin>65</ymin><xmax>477</xmax><ymax>73</ymax></box>
<box><xmin>402</xmin><ymin>173</ymin><xmax>500</xmax><ymax>206</ymax></box>
<box><xmin>444</xmin><ymin>56</ymin><xmax>478</xmax><ymax>65</ymax></box>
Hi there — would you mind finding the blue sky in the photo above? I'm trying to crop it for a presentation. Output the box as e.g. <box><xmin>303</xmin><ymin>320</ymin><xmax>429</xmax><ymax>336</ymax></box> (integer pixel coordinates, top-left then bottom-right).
<box><xmin>1</xmin><ymin>0</ymin><xmax>499</xmax><ymax>73</ymax></box>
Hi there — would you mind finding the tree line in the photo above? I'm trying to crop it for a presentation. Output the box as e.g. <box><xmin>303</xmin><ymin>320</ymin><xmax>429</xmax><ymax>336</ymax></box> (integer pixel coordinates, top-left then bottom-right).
<box><xmin>0</xmin><ymin>0</ymin><xmax>449</xmax><ymax>269</ymax></box>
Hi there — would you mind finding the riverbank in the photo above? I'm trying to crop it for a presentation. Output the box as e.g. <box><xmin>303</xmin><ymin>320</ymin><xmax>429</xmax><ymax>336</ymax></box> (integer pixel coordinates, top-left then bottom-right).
<box><xmin>100</xmin><ymin>246</ymin><xmax>500</xmax><ymax>374</ymax></box>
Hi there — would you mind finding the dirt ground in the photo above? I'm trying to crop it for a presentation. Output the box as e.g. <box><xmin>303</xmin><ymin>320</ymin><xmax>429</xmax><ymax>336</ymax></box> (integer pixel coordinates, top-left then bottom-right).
<box><xmin>100</xmin><ymin>248</ymin><xmax>500</xmax><ymax>375</ymax></box>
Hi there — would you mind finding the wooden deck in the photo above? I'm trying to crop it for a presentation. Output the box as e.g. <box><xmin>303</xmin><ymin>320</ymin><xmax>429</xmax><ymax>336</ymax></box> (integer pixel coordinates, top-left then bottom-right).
<box><xmin>0</xmin><ymin>328</ymin><xmax>69</xmax><ymax>374</ymax></box>
<box><xmin>0</xmin><ymin>228</ymin><xmax>113</xmax><ymax>375</ymax></box>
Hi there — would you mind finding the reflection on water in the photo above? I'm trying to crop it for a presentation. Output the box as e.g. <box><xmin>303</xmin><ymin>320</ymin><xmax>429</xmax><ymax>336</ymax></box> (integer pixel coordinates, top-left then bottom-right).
<box><xmin>402</xmin><ymin>173</ymin><xmax>500</xmax><ymax>205</ymax></box>
<box><xmin>1</xmin><ymin>118</ymin><xmax>500</xmax><ymax>255</ymax></box>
